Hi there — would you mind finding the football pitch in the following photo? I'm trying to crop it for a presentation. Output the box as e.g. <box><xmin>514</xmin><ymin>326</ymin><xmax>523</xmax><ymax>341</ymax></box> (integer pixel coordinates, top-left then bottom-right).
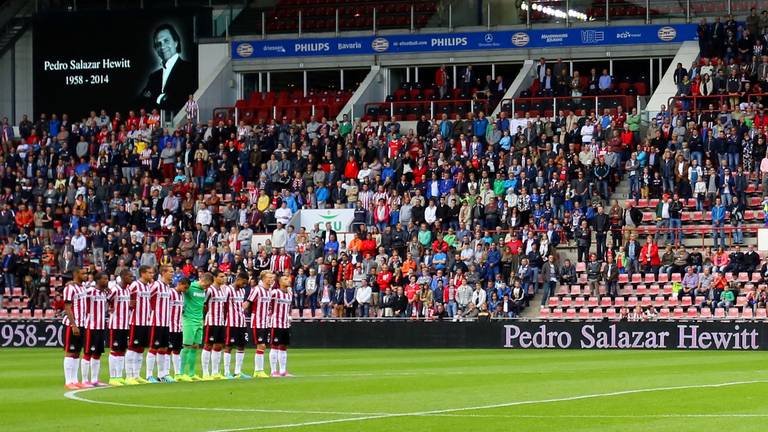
<box><xmin>4</xmin><ymin>348</ymin><xmax>768</xmax><ymax>431</ymax></box>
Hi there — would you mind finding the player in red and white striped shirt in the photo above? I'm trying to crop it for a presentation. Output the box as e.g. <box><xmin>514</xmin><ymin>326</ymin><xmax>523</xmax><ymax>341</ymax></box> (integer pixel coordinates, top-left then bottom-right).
<box><xmin>269</xmin><ymin>274</ymin><xmax>294</xmax><ymax>377</ymax></box>
<box><xmin>223</xmin><ymin>272</ymin><xmax>250</xmax><ymax>379</ymax></box>
<box><xmin>145</xmin><ymin>265</ymin><xmax>175</xmax><ymax>383</ymax></box>
<box><xmin>107</xmin><ymin>270</ymin><xmax>133</xmax><ymax>386</ymax></box>
<box><xmin>62</xmin><ymin>268</ymin><xmax>88</xmax><ymax>389</ymax></box>
<box><xmin>125</xmin><ymin>265</ymin><xmax>156</xmax><ymax>385</ymax></box>
<box><xmin>81</xmin><ymin>273</ymin><xmax>111</xmax><ymax>387</ymax></box>
<box><xmin>242</xmin><ymin>271</ymin><xmax>275</xmax><ymax>378</ymax></box>
<box><xmin>201</xmin><ymin>270</ymin><xmax>229</xmax><ymax>379</ymax></box>
<box><xmin>168</xmin><ymin>278</ymin><xmax>189</xmax><ymax>377</ymax></box>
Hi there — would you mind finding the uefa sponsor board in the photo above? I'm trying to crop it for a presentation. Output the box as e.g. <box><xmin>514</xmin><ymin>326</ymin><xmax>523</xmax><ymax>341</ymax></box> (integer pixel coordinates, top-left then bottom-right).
<box><xmin>231</xmin><ymin>24</ymin><xmax>696</xmax><ymax>59</ymax></box>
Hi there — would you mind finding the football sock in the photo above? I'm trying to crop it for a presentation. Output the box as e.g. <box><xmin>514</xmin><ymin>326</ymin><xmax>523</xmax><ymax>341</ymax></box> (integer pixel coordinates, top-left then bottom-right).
<box><xmin>278</xmin><ymin>349</ymin><xmax>287</xmax><ymax>374</ymax></box>
<box><xmin>223</xmin><ymin>352</ymin><xmax>231</xmax><ymax>376</ymax></box>
<box><xmin>135</xmin><ymin>351</ymin><xmax>144</xmax><ymax>379</ymax></box>
<box><xmin>188</xmin><ymin>348</ymin><xmax>198</xmax><ymax>375</ymax></box>
<box><xmin>80</xmin><ymin>357</ymin><xmax>91</xmax><ymax>383</ymax></box>
<box><xmin>125</xmin><ymin>351</ymin><xmax>136</xmax><ymax>378</ymax></box>
<box><xmin>158</xmin><ymin>354</ymin><xmax>167</xmax><ymax>378</ymax></box>
<box><xmin>255</xmin><ymin>350</ymin><xmax>264</xmax><ymax>372</ymax></box>
<box><xmin>64</xmin><ymin>357</ymin><xmax>74</xmax><ymax>384</ymax></box>
<box><xmin>201</xmin><ymin>349</ymin><xmax>211</xmax><ymax>377</ymax></box>
<box><xmin>269</xmin><ymin>349</ymin><xmax>278</xmax><ymax>374</ymax></box>
<box><xmin>108</xmin><ymin>354</ymin><xmax>117</xmax><ymax>378</ymax></box>
<box><xmin>117</xmin><ymin>354</ymin><xmax>125</xmax><ymax>378</ymax></box>
<box><xmin>163</xmin><ymin>354</ymin><xmax>171</xmax><ymax>377</ymax></box>
<box><xmin>146</xmin><ymin>351</ymin><xmax>156</xmax><ymax>378</ymax></box>
<box><xmin>235</xmin><ymin>351</ymin><xmax>244</xmax><ymax>375</ymax></box>
<box><xmin>91</xmin><ymin>358</ymin><xmax>101</xmax><ymax>383</ymax></box>
<box><xmin>211</xmin><ymin>349</ymin><xmax>221</xmax><ymax>375</ymax></box>
<box><xmin>171</xmin><ymin>353</ymin><xmax>181</xmax><ymax>375</ymax></box>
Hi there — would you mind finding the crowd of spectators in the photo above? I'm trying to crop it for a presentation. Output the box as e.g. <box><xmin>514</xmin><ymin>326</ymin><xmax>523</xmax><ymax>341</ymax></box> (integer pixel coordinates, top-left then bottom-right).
<box><xmin>4</xmin><ymin>33</ymin><xmax>768</xmax><ymax>320</ymax></box>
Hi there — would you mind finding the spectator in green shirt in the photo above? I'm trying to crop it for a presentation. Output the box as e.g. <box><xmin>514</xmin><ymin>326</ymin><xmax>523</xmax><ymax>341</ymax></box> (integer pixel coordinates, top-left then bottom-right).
<box><xmin>718</xmin><ymin>285</ymin><xmax>735</xmax><ymax>310</ymax></box>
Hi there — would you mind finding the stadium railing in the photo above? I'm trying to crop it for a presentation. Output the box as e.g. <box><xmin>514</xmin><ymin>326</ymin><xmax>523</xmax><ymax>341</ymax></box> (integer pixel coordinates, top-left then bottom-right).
<box><xmin>498</xmin><ymin>95</ymin><xmax>636</xmax><ymax>118</ymax></box>
<box><xmin>362</xmin><ymin>98</ymin><xmax>490</xmax><ymax>122</ymax></box>
<box><xmin>667</xmin><ymin>93</ymin><xmax>768</xmax><ymax>112</ymax></box>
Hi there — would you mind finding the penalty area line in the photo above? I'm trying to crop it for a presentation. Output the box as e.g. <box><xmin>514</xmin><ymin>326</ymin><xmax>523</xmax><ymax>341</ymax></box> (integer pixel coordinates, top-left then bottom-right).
<box><xmin>205</xmin><ymin>379</ymin><xmax>768</xmax><ymax>432</ymax></box>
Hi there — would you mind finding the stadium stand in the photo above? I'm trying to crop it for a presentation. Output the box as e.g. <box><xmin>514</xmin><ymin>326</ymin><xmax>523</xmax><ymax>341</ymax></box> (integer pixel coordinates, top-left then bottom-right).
<box><xmin>3</xmin><ymin>3</ymin><xmax>768</xmax><ymax>328</ymax></box>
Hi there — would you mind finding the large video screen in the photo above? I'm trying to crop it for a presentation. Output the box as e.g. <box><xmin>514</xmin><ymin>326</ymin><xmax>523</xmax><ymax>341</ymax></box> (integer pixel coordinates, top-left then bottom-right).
<box><xmin>33</xmin><ymin>8</ymin><xmax>209</xmax><ymax>118</ymax></box>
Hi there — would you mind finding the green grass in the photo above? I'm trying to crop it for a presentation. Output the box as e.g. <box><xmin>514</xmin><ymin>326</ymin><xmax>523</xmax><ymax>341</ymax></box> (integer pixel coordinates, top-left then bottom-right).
<box><xmin>4</xmin><ymin>349</ymin><xmax>768</xmax><ymax>431</ymax></box>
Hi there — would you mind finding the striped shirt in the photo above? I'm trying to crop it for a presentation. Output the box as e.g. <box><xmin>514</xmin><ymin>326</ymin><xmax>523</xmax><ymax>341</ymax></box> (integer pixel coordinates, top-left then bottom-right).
<box><xmin>150</xmin><ymin>280</ymin><xmax>173</xmax><ymax>328</ymax></box>
<box><xmin>246</xmin><ymin>283</ymin><xmax>271</xmax><ymax>329</ymax></box>
<box><xmin>269</xmin><ymin>289</ymin><xmax>293</xmax><ymax>329</ymax></box>
<box><xmin>62</xmin><ymin>282</ymin><xmax>87</xmax><ymax>327</ymax></box>
<box><xmin>129</xmin><ymin>280</ymin><xmax>154</xmax><ymax>327</ymax></box>
<box><xmin>169</xmin><ymin>289</ymin><xmax>184</xmax><ymax>333</ymax></box>
<box><xmin>359</xmin><ymin>190</ymin><xmax>374</xmax><ymax>211</ymax></box>
<box><xmin>108</xmin><ymin>281</ymin><xmax>131</xmax><ymax>330</ymax></box>
<box><xmin>204</xmin><ymin>285</ymin><xmax>229</xmax><ymax>326</ymax></box>
<box><xmin>225</xmin><ymin>285</ymin><xmax>247</xmax><ymax>328</ymax></box>
<box><xmin>84</xmin><ymin>283</ymin><xmax>109</xmax><ymax>330</ymax></box>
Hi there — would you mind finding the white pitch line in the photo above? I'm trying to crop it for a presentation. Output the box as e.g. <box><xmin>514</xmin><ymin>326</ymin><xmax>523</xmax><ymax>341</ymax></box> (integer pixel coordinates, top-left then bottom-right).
<box><xmin>64</xmin><ymin>387</ymin><xmax>388</xmax><ymax>416</ymax></box>
<box><xmin>412</xmin><ymin>413</ymin><xmax>768</xmax><ymax>419</ymax></box>
<box><xmin>206</xmin><ymin>379</ymin><xmax>768</xmax><ymax>432</ymax></box>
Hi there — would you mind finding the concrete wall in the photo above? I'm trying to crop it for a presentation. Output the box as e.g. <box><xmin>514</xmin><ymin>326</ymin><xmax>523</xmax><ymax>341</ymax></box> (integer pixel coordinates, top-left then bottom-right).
<box><xmin>645</xmin><ymin>40</ymin><xmax>699</xmax><ymax>118</ymax></box>
<box><xmin>0</xmin><ymin>29</ymin><xmax>33</xmax><ymax>123</ymax></box>
<box><xmin>335</xmin><ymin>65</ymin><xmax>388</xmax><ymax>122</ymax></box>
<box><xmin>173</xmin><ymin>42</ymin><xmax>235</xmax><ymax>126</ymax></box>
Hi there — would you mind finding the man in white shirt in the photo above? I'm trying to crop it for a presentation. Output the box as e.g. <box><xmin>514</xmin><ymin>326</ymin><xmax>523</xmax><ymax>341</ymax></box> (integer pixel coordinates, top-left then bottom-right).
<box><xmin>271</xmin><ymin>223</ymin><xmax>287</xmax><ymax>249</ymax></box>
<box><xmin>70</xmin><ymin>229</ymin><xmax>87</xmax><ymax>267</ymax></box>
<box><xmin>580</xmin><ymin>119</ymin><xmax>594</xmax><ymax>144</ymax></box>
<box><xmin>355</xmin><ymin>280</ymin><xmax>372</xmax><ymax>317</ymax></box>
<box><xmin>275</xmin><ymin>202</ymin><xmax>293</xmax><ymax>226</ymax></box>
<box><xmin>424</xmin><ymin>200</ymin><xmax>438</xmax><ymax>225</ymax></box>
<box><xmin>196</xmin><ymin>206</ymin><xmax>212</xmax><ymax>229</ymax></box>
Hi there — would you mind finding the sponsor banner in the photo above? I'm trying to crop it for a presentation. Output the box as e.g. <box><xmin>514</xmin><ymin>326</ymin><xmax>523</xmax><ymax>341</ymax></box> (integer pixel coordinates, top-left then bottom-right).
<box><xmin>0</xmin><ymin>320</ymin><xmax>66</xmax><ymax>348</ymax></box>
<box><xmin>2</xmin><ymin>320</ymin><xmax>765</xmax><ymax>350</ymax></box>
<box><xmin>232</xmin><ymin>24</ymin><xmax>695</xmax><ymax>59</ymax></box>
<box><xmin>295</xmin><ymin>209</ymin><xmax>355</xmax><ymax>232</ymax></box>
<box><xmin>502</xmin><ymin>321</ymin><xmax>765</xmax><ymax>350</ymax></box>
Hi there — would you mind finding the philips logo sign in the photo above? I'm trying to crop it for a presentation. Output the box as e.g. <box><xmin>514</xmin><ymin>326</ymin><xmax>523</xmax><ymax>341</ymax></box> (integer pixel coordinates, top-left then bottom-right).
<box><xmin>430</xmin><ymin>37</ymin><xmax>467</xmax><ymax>47</ymax></box>
<box><xmin>294</xmin><ymin>42</ymin><xmax>330</xmax><ymax>53</ymax></box>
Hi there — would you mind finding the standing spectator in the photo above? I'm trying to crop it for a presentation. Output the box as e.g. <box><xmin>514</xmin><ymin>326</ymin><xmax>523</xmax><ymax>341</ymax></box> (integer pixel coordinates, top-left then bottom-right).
<box><xmin>574</xmin><ymin>219</ymin><xmax>591</xmax><ymax>263</ymax></box>
<box><xmin>602</xmin><ymin>254</ymin><xmax>618</xmax><ymax>300</ymax></box>
<box><xmin>639</xmin><ymin>235</ymin><xmax>661</xmax><ymax>276</ymax></box>
<box><xmin>435</xmin><ymin>65</ymin><xmax>449</xmax><ymax>98</ymax></box>
<box><xmin>591</xmin><ymin>205</ymin><xmax>609</xmax><ymax>260</ymax></box>
<box><xmin>711</xmin><ymin>197</ymin><xmax>727</xmax><ymax>249</ymax></box>
<box><xmin>540</xmin><ymin>254</ymin><xmax>559</xmax><ymax>307</ymax></box>
<box><xmin>586</xmin><ymin>254</ymin><xmax>602</xmax><ymax>298</ymax></box>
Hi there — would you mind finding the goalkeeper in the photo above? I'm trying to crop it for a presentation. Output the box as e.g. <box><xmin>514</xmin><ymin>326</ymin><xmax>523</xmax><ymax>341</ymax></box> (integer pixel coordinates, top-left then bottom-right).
<box><xmin>175</xmin><ymin>273</ymin><xmax>213</xmax><ymax>381</ymax></box>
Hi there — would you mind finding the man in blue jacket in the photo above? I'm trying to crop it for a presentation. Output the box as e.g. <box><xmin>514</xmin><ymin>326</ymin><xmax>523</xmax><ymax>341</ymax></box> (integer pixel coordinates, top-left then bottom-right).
<box><xmin>711</xmin><ymin>196</ymin><xmax>727</xmax><ymax>249</ymax></box>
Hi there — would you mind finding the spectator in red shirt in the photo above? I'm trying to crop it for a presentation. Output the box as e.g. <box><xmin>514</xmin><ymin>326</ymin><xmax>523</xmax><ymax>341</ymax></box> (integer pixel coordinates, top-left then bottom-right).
<box><xmin>15</xmin><ymin>204</ymin><xmax>33</xmax><ymax>231</ymax></box>
<box><xmin>377</xmin><ymin>264</ymin><xmax>393</xmax><ymax>293</ymax></box>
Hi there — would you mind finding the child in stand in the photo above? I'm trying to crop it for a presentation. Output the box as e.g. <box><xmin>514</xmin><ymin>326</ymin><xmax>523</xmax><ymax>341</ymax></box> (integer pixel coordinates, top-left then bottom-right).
<box><xmin>695</xmin><ymin>176</ymin><xmax>707</xmax><ymax>214</ymax></box>
<box><xmin>615</xmin><ymin>246</ymin><xmax>628</xmax><ymax>274</ymax></box>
